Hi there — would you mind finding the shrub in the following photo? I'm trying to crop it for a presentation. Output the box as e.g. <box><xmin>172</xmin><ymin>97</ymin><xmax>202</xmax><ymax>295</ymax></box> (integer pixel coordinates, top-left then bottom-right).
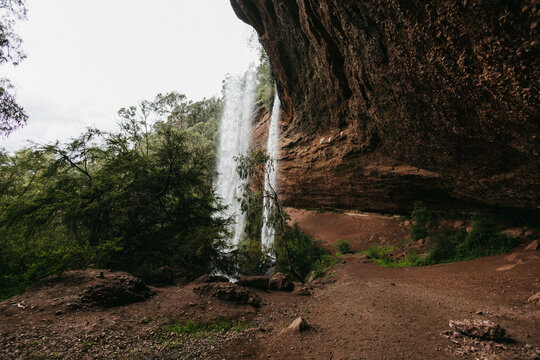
<box><xmin>425</xmin><ymin>230</ymin><xmax>466</xmax><ymax>264</ymax></box>
<box><xmin>307</xmin><ymin>254</ymin><xmax>339</xmax><ymax>280</ymax></box>
<box><xmin>276</xmin><ymin>223</ymin><xmax>333</xmax><ymax>281</ymax></box>
<box><xmin>454</xmin><ymin>221</ymin><xmax>518</xmax><ymax>260</ymax></box>
<box><xmin>335</xmin><ymin>239</ymin><xmax>351</xmax><ymax>254</ymax></box>
<box><xmin>234</xmin><ymin>238</ymin><xmax>273</xmax><ymax>277</ymax></box>
<box><xmin>366</xmin><ymin>212</ymin><xmax>520</xmax><ymax>268</ymax></box>
<box><xmin>409</xmin><ymin>201</ymin><xmax>439</xmax><ymax>240</ymax></box>
<box><xmin>365</xmin><ymin>246</ymin><xmax>395</xmax><ymax>266</ymax></box>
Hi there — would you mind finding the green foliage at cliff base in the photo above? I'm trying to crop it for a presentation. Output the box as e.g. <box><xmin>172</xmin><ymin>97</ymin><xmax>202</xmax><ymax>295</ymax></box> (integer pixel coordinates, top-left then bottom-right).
<box><xmin>366</xmin><ymin>203</ymin><xmax>520</xmax><ymax>268</ymax></box>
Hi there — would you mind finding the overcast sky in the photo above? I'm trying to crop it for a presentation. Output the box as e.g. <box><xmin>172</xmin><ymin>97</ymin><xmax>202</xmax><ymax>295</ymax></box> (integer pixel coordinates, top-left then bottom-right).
<box><xmin>0</xmin><ymin>0</ymin><xmax>258</xmax><ymax>151</ymax></box>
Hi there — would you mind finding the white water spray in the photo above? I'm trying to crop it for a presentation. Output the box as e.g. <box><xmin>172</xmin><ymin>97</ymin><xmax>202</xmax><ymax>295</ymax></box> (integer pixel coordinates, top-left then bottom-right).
<box><xmin>261</xmin><ymin>92</ymin><xmax>281</xmax><ymax>250</ymax></box>
<box><xmin>215</xmin><ymin>67</ymin><xmax>258</xmax><ymax>247</ymax></box>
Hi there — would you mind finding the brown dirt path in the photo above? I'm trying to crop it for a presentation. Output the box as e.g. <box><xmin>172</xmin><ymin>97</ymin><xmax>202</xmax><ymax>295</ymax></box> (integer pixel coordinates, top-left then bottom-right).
<box><xmin>286</xmin><ymin>207</ymin><xmax>409</xmax><ymax>252</ymax></box>
<box><xmin>213</xmin><ymin>210</ymin><xmax>540</xmax><ymax>360</ymax></box>
<box><xmin>214</xmin><ymin>250</ymin><xmax>540</xmax><ymax>360</ymax></box>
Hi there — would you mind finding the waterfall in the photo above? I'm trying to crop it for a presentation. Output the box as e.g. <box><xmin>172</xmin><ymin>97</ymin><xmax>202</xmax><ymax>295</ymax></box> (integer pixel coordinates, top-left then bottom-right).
<box><xmin>261</xmin><ymin>92</ymin><xmax>281</xmax><ymax>250</ymax></box>
<box><xmin>214</xmin><ymin>67</ymin><xmax>257</xmax><ymax>247</ymax></box>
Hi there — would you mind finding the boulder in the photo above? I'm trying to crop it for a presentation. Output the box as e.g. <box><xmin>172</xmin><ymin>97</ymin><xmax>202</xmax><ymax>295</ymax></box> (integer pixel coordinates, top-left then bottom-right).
<box><xmin>268</xmin><ymin>272</ymin><xmax>294</xmax><ymax>292</ymax></box>
<box><xmin>80</xmin><ymin>273</ymin><xmax>154</xmax><ymax>307</ymax></box>
<box><xmin>524</xmin><ymin>240</ymin><xmax>539</xmax><ymax>252</ymax></box>
<box><xmin>193</xmin><ymin>283</ymin><xmax>261</xmax><ymax>307</ymax></box>
<box><xmin>449</xmin><ymin>320</ymin><xmax>507</xmax><ymax>342</ymax></box>
<box><xmin>282</xmin><ymin>317</ymin><xmax>309</xmax><ymax>333</ymax></box>
<box><xmin>192</xmin><ymin>274</ymin><xmax>230</xmax><ymax>284</ymax></box>
<box><xmin>236</xmin><ymin>276</ymin><xmax>269</xmax><ymax>291</ymax></box>
<box><xmin>24</xmin><ymin>269</ymin><xmax>154</xmax><ymax>310</ymax></box>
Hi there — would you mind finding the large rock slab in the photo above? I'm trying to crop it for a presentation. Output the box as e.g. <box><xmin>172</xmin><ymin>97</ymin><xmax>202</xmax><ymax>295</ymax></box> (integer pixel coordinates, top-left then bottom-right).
<box><xmin>236</xmin><ymin>276</ymin><xmax>269</xmax><ymax>291</ymax></box>
<box><xmin>193</xmin><ymin>283</ymin><xmax>262</xmax><ymax>307</ymax></box>
<box><xmin>192</xmin><ymin>274</ymin><xmax>230</xmax><ymax>284</ymax></box>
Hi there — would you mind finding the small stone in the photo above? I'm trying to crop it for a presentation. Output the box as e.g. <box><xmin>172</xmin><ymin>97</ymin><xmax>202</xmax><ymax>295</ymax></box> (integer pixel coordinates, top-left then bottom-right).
<box><xmin>296</xmin><ymin>287</ymin><xmax>311</xmax><ymax>296</ymax></box>
<box><xmin>55</xmin><ymin>310</ymin><xmax>63</xmax><ymax>316</ymax></box>
<box><xmin>357</xmin><ymin>254</ymin><xmax>372</xmax><ymax>264</ymax></box>
<box><xmin>527</xmin><ymin>292</ymin><xmax>540</xmax><ymax>305</ymax></box>
<box><xmin>282</xmin><ymin>317</ymin><xmax>309</xmax><ymax>333</ymax></box>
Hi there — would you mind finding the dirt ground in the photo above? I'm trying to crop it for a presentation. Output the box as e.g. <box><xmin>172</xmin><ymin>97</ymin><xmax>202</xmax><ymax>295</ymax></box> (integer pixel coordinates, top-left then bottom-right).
<box><xmin>286</xmin><ymin>207</ymin><xmax>410</xmax><ymax>251</ymax></box>
<box><xmin>1</xmin><ymin>210</ymin><xmax>538</xmax><ymax>359</ymax></box>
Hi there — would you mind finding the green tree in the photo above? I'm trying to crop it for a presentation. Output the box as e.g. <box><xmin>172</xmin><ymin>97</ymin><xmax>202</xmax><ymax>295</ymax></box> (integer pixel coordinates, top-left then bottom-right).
<box><xmin>0</xmin><ymin>92</ymin><xmax>229</xmax><ymax>298</ymax></box>
<box><xmin>0</xmin><ymin>0</ymin><xmax>28</xmax><ymax>135</ymax></box>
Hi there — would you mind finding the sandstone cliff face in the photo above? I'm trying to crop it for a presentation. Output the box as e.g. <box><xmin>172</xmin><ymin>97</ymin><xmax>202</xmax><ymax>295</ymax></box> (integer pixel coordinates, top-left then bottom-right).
<box><xmin>234</xmin><ymin>0</ymin><xmax>539</xmax><ymax>211</ymax></box>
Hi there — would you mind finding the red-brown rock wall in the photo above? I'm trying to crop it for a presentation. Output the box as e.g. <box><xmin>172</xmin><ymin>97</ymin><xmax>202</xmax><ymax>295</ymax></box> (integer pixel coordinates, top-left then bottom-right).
<box><xmin>235</xmin><ymin>0</ymin><xmax>540</xmax><ymax>211</ymax></box>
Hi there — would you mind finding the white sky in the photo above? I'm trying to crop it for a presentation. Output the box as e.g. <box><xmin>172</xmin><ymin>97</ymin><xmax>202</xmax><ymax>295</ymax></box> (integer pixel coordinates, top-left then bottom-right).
<box><xmin>0</xmin><ymin>0</ymin><xmax>258</xmax><ymax>151</ymax></box>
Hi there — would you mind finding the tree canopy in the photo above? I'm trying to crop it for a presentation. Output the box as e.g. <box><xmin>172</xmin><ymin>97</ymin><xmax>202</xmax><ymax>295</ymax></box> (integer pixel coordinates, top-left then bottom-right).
<box><xmin>0</xmin><ymin>92</ymin><xmax>228</xmax><ymax>299</ymax></box>
<box><xmin>0</xmin><ymin>0</ymin><xmax>28</xmax><ymax>135</ymax></box>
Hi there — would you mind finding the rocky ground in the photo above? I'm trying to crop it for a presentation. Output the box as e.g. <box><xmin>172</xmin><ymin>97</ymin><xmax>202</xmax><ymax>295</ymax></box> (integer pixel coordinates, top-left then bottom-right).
<box><xmin>1</xmin><ymin>210</ymin><xmax>539</xmax><ymax>359</ymax></box>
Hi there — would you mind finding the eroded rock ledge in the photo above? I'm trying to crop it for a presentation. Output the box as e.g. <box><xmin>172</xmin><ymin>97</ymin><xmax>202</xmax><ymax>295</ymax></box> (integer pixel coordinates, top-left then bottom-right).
<box><xmin>234</xmin><ymin>0</ymin><xmax>539</xmax><ymax>211</ymax></box>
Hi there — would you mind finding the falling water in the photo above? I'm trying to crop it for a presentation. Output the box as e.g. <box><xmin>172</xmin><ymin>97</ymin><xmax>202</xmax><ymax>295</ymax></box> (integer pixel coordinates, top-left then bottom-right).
<box><xmin>215</xmin><ymin>67</ymin><xmax>258</xmax><ymax>247</ymax></box>
<box><xmin>261</xmin><ymin>92</ymin><xmax>281</xmax><ymax>250</ymax></box>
